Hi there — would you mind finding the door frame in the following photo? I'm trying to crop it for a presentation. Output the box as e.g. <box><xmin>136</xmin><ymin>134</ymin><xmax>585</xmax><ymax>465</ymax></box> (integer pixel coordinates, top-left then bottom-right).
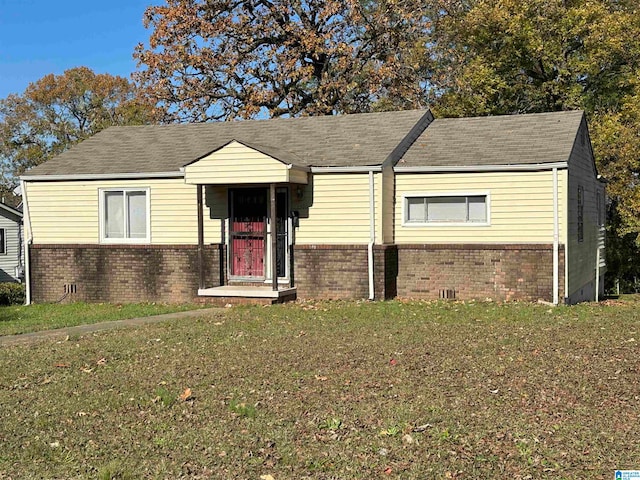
<box><xmin>227</xmin><ymin>186</ymin><xmax>290</xmax><ymax>283</ymax></box>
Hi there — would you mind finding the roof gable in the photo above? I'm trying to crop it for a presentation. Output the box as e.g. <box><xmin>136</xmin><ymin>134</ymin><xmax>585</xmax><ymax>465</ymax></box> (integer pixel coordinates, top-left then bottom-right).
<box><xmin>184</xmin><ymin>140</ymin><xmax>309</xmax><ymax>185</ymax></box>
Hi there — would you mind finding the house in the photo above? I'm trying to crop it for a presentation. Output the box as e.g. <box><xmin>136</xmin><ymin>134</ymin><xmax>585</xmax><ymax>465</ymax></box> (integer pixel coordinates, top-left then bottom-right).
<box><xmin>20</xmin><ymin>109</ymin><xmax>606</xmax><ymax>305</ymax></box>
<box><xmin>0</xmin><ymin>202</ymin><xmax>23</xmax><ymax>283</ymax></box>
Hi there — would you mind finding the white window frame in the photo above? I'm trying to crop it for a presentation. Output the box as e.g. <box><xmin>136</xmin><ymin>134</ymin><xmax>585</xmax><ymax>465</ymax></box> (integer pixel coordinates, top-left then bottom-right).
<box><xmin>401</xmin><ymin>191</ymin><xmax>491</xmax><ymax>227</ymax></box>
<box><xmin>99</xmin><ymin>188</ymin><xmax>151</xmax><ymax>244</ymax></box>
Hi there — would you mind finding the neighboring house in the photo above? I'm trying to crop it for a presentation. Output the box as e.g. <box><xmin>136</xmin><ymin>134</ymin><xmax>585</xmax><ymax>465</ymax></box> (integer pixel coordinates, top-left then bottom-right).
<box><xmin>0</xmin><ymin>202</ymin><xmax>23</xmax><ymax>283</ymax></box>
<box><xmin>20</xmin><ymin>109</ymin><xmax>605</xmax><ymax>305</ymax></box>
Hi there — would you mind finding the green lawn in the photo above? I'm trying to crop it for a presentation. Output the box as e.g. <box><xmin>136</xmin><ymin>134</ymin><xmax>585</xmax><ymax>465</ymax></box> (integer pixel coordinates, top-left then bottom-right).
<box><xmin>0</xmin><ymin>299</ymin><xmax>638</xmax><ymax>479</ymax></box>
<box><xmin>0</xmin><ymin>302</ymin><xmax>202</xmax><ymax>336</ymax></box>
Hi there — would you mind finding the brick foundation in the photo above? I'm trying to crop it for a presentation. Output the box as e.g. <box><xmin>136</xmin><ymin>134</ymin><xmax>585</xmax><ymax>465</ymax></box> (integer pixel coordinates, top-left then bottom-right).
<box><xmin>293</xmin><ymin>245</ymin><xmax>369</xmax><ymax>299</ymax></box>
<box><xmin>29</xmin><ymin>243</ymin><xmax>565</xmax><ymax>304</ymax></box>
<box><xmin>396</xmin><ymin>244</ymin><xmax>565</xmax><ymax>302</ymax></box>
<box><xmin>30</xmin><ymin>244</ymin><xmax>225</xmax><ymax>303</ymax></box>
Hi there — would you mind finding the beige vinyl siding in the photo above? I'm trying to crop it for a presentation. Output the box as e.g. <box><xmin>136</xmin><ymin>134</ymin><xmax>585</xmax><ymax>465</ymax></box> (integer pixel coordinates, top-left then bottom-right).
<box><xmin>185</xmin><ymin>141</ymin><xmax>307</xmax><ymax>185</ymax></box>
<box><xmin>0</xmin><ymin>212</ymin><xmax>21</xmax><ymax>282</ymax></box>
<box><xmin>566</xmin><ymin>120</ymin><xmax>604</xmax><ymax>302</ymax></box>
<box><xmin>26</xmin><ymin>179</ymin><xmax>222</xmax><ymax>245</ymax></box>
<box><xmin>394</xmin><ymin>171</ymin><xmax>567</xmax><ymax>244</ymax></box>
<box><xmin>293</xmin><ymin>172</ymin><xmax>381</xmax><ymax>244</ymax></box>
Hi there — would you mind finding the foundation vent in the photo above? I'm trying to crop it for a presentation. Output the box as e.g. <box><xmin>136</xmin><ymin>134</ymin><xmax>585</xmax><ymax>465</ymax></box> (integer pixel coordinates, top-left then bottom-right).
<box><xmin>63</xmin><ymin>284</ymin><xmax>77</xmax><ymax>294</ymax></box>
<box><xmin>439</xmin><ymin>288</ymin><xmax>456</xmax><ymax>300</ymax></box>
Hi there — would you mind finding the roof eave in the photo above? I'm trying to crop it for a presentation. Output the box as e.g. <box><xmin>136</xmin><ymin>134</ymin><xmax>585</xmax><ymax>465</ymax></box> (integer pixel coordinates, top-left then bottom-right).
<box><xmin>0</xmin><ymin>202</ymin><xmax>23</xmax><ymax>218</ymax></box>
<box><xmin>394</xmin><ymin>162</ymin><xmax>569</xmax><ymax>173</ymax></box>
<box><xmin>21</xmin><ymin>171</ymin><xmax>185</xmax><ymax>181</ymax></box>
<box><xmin>310</xmin><ymin>165</ymin><xmax>383</xmax><ymax>173</ymax></box>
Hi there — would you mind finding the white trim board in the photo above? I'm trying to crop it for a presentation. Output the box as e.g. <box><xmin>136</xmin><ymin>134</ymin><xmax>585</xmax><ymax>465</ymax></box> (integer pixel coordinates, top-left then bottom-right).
<box><xmin>21</xmin><ymin>171</ymin><xmax>184</xmax><ymax>181</ymax></box>
<box><xmin>395</xmin><ymin>162</ymin><xmax>568</xmax><ymax>173</ymax></box>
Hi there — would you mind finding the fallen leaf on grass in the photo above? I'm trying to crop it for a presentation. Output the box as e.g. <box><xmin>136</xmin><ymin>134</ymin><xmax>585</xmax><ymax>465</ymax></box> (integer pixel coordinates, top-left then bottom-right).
<box><xmin>389</xmin><ymin>359</ymin><xmax>397</xmax><ymax>366</ymax></box>
<box><xmin>54</xmin><ymin>364</ymin><xmax>69</xmax><ymax>368</ymax></box>
<box><xmin>260</xmin><ymin>475</ymin><xmax>275</xmax><ymax>480</ymax></box>
<box><xmin>96</xmin><ymin>358</ymin><xmax>107</xmax><ymax>365</ymax></box>
<box><xmin>413</xmin><ymin>424</ymin><xmax>432</xmax><ymax>432</ymax></box>
<box><xmin>384</xmin><ymin>467</ymin><xmax>393</xmax><ymax>475</ymax></box>
<box><xmin>179</xmin><ymin>388</ymin><xmax>193</xmax><ymax>402</ymax></box>
<box><xmin>314</xmin><ymin>375</ymin><xmax>328</xmax><ymax>381</ymax></box>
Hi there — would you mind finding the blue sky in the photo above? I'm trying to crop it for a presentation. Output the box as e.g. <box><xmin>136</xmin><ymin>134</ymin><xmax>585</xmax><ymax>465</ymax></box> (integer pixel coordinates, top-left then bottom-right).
<box><xmin>0</xmin><ymin>0</ymin><xmax>155</xmax><ymax>98</ymax></box>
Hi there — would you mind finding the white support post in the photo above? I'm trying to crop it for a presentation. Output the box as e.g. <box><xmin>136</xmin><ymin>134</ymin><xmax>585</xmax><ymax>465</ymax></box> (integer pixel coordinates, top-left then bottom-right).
<box><xmin>552</xmin><ymin>168</ymin><xmax>559</xmax><ymax>305</ymax></box>
<box><xmin>368</xmin><ymin>170</ymin><xmax>375</xmax><ymax>300</ymax></box>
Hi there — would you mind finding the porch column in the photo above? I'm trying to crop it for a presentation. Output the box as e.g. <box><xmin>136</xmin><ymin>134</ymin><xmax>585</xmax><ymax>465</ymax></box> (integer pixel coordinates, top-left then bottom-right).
<box><xmin>270</xmin><ymin>183</ymin><xmax>278</xmax><ymax>291</ymax></box>
<box><xmin>197</xmin><ymin>184</ymin><xmax>205</xmax><ymax>290</ymax></box>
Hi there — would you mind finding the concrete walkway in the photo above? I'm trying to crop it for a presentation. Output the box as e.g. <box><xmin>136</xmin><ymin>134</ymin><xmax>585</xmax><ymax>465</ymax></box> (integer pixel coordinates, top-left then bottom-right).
<box><xmin>0</xmin><ymin>307</ymin><xmax>223</xmax><ymax>347</ymax></box>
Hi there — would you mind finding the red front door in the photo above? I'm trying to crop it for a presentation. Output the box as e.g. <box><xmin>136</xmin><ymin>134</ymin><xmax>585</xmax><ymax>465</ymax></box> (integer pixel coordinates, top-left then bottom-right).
<box><xmin>230</xmin><ymin>188</ymin><xmax>267</xmax><ymax>277</ymax></box>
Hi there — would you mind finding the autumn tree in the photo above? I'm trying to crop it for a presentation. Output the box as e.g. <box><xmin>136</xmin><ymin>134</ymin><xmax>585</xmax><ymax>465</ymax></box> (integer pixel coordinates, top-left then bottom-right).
<box><xmin>426</xmin><ymin>0</ymin><xmax>640</xmax><ymax>290</ymax></box>
<box><xmin>134</xmin><ymin>0</ymin><xmax>430</xmax><ymax>122</ymax></box>
<box><xmin>0</xmin><ymin>67</ymin><xmax>158</xmax><ymax>187</ymax></box>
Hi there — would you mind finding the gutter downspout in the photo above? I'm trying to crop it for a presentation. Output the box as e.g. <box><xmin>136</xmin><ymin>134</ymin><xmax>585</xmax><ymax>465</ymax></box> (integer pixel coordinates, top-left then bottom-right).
<box><xmin>20</xmin><ymin>179</ymin><xmax>32</xmax><ymax>305</ymax></box>
<box><xmin>552</xmin><ymin>168</ymin><xmax>559</xmax><ymax>305</ymax></box>
<box><xmin>595</xmin><ymin>246</ymin><xmax>600</xmax><ymax>302</ymax></box>
<box><xmin>368</xmin><ymin>170</ymin><xmax>376</xmax><ymax>300</ymax></box>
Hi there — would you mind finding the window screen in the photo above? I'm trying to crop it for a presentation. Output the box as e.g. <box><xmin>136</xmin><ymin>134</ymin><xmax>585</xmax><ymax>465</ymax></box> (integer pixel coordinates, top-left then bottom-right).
<box><xmin>103</xmin><ymin>190</ymin><xmax>148</xmax><ymax>241</ymax></box>
<box><xmin>406</xmin><ymin>195</ymin><xmax>487</xmax><ymax>223</ymax></box>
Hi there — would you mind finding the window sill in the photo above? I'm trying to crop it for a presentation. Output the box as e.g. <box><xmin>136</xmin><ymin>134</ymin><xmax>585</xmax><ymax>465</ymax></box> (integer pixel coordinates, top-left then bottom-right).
<box><xmin>100</xmin><ymin>238</ymin><xmax>151</xmax><ymax>245</ymax></box>
<box><xmin>401</xmin><ymin>222</ymin><xmax>491</xmax><ymax>228</ymax></box>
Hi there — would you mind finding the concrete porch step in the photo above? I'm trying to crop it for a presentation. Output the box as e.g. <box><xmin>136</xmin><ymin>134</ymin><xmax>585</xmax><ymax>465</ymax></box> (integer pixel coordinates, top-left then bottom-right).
<box><xmin>197</xmin><ymin>285</ymin><xmax>297</xmax><ymax>304</ymax></box>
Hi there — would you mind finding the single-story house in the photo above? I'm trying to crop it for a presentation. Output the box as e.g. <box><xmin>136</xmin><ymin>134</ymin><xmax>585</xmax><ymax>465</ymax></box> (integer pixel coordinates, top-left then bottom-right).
<box><xmin>20</xmin><ymin>108</ymin><xmax>605</xmax><ymax>305</ymax></box>
<box><xmin>0</xmin><ymin>202</ymin><xmax>23</xmax><ymax>283</ymax></box>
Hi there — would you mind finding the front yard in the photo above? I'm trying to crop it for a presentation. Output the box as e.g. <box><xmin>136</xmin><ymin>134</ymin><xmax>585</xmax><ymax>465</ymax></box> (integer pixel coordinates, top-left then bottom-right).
<box><xmin>0</xmin><ymin>299</ymin><xmax>638</xmax><ymax>478</ymax></box>
<box><xmin>0</xmin><ymin>302</ymin><xmax>202</xmax><ymax>336</ymax></box>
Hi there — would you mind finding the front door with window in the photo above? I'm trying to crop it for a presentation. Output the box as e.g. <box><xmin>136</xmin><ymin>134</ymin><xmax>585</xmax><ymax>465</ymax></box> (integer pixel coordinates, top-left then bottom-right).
<box><xmin>229</xmin><ymin>187</ymin><xmax>290</xmax><ymax>281</ymax></box>
<box><xmin>230</xmin><ymin>188</ymin><xmax>267</xmax><ymax>278</ymax></box>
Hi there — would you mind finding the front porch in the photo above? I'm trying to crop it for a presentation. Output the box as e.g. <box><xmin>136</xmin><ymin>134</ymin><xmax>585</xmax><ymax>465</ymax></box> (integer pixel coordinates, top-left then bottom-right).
<box><xmin>186</xmin><ymin>139</ymin><xmax>309</xmax><ymax>302</ymax></box>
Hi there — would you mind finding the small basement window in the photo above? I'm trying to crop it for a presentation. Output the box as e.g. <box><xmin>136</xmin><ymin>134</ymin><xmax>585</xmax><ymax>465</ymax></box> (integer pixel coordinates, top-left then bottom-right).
<box><xmin>404</xmin><ymin>194</ymin><xmax>489</xmax><ymax>225</ymax></box>
<box><xmin>100</xmin><ymin>189</ymin><xmax>150</xmax><ymax>243</ymax></box>
<box><xmin>0</xmin><ymin>228</ymin><xmax>5</xmax><ymax>254</ymax></box>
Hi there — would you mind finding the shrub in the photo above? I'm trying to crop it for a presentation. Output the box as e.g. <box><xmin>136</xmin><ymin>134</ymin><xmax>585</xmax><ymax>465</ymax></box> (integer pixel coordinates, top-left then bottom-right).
<box><xmin>0</xmin><ymin>282</ymin><xmax>25</xmax><ymax>306</ymax></box>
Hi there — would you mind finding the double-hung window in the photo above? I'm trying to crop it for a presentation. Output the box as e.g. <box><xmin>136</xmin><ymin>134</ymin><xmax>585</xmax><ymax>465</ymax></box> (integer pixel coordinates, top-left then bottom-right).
<box><xmin>100</xmin><ymin>189</ymin><xmax>150</xmax><ymax>243</ymax></box>
<box><xmin>404</xmin><ymin>193</ymin><xmax>489</xmax><ymax>225</ymax></box>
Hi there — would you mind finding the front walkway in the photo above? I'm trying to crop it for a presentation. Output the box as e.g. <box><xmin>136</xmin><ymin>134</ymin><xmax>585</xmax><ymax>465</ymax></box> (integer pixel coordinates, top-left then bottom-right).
<box><xmin>0</xmin><ymin>308</ymin><xmax>222</xmax><ymax>348</ymax></box>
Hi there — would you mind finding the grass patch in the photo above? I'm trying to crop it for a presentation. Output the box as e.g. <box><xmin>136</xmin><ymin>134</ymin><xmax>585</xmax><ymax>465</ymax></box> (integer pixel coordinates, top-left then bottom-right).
<box><xmin>0</xmin><ymin>298</ymin><xmax>639</xmax><ymax>478</ymax></box>
<box><xmin>0</xmin><ymin>302</ymin><xmax>203</xmax><ymax>336</ymax></box>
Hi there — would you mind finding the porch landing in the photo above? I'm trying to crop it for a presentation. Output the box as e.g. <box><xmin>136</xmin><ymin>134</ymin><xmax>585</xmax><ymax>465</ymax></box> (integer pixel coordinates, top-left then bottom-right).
<box><xmin>198</xmin><ymin>285</ymin><xmax>297</xmax><ymax>301</ymax></box>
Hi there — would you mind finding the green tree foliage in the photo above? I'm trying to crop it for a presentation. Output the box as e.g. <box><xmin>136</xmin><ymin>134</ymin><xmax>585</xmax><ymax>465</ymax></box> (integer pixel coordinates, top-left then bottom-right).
<box><xmin>134</xmin><ymin>0</ymin><xmax>430</xmax><ymax>122</ymax></box>
<box><xmin>0</xmin><ymin>67</ymin><xmax>158</xmax><ymax>187</ymax></box>
<box><xmin>427</xmin><ymin>0</ymin><xmax>640</xmax><ymax>289</ymax></box>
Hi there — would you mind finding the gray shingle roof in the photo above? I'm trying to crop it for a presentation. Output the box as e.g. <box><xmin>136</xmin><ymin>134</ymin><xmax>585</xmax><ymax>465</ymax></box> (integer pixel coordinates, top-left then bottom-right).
<box><xmin>23</xmin><ymin>109</ymin><xmax>584</xmax><ymax>177</ymax></box>
<box><xmin>24</xmin><ymin>109</ymin><xmax>430</xmax><ymax>176</ymax></box>
<box><xmin>398</xmin><ymin>110</ymin><xmax>584</xmax><ymax>167</ymax></box>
